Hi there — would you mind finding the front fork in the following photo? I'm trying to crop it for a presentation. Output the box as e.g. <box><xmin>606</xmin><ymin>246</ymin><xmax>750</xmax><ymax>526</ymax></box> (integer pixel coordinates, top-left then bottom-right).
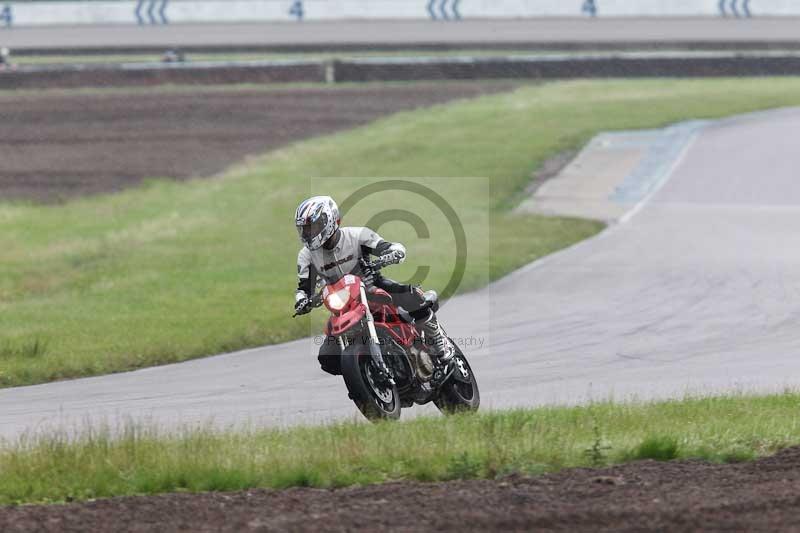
<box><xmin>359</xmin><ymin>283</ymin><xmax>394</xmax><ymax>385</ymax></box>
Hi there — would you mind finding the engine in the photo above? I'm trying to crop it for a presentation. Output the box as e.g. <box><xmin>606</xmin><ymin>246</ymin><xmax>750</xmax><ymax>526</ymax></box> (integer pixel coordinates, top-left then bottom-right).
<box><xmin>408</xmin><ymin>345</ymin><xmax>435</xmax><ymax>382</ymax></box>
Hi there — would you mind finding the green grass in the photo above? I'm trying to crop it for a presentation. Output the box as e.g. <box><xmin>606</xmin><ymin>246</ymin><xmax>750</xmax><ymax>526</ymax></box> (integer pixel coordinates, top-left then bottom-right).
<box><xmin>3</xmin><ymin>78</ymin><xmax>800</xmax><ymax>388</ymax></box>
<box><xmin>2</xmin><ymin>392</ymin><xmax>799</xmax><ymax>504</ymax></box>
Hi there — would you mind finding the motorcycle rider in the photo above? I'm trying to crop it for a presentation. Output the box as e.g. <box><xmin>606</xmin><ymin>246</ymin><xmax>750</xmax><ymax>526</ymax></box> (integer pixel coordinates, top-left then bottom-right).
<box><xmin>293</xmin><ymin>195</ymin><xmax>453</xmax><ymax>375</ymax></box>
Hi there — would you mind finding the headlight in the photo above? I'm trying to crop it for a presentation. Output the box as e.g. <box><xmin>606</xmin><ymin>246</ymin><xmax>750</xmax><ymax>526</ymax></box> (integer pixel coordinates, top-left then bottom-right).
<box><xmin>325</xmin><ymin>287</ymin><xmax>351</xmax><ymax>311</ymax></box>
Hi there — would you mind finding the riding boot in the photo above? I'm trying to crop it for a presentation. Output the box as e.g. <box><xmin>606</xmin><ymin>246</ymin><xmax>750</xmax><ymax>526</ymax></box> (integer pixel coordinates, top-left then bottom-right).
<box><xmin>418</xmin><ymin>310</ymin><xmax>454</xmax><ymax>363</ymax></box>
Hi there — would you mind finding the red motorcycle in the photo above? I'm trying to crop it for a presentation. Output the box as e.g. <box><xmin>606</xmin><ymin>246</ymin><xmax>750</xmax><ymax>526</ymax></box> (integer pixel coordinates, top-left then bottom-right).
<box><xmin>295</xmin><ymin>256</ymin><xmax>480</xmax><ymax>421</ymax></box>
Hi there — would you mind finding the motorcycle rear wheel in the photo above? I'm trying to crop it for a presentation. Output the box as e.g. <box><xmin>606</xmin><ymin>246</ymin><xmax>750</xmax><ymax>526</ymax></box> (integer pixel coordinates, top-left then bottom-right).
<box><xmin>434</xmin><ymin>343</ymin><xmax>480</xmax><ymax>415</ymax></box>
<box><xmin>341</xmin><ymin>340</ymin><xmax>401</xmax><ymax>422</ymax></box>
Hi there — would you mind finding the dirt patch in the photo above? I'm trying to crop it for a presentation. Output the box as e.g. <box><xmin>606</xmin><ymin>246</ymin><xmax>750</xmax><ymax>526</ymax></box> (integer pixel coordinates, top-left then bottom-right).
<box><xmin>0</xmin><ymin>64</ymin><xmax>328</xmax><ymax>90</ymax></box>
<box><xmin>0</xmin><ymin>82</ymin><xmax>516</xmax><ymax>203</ymax></box>
<box><xmin>4</xmin><ymin>447</ymin><xmax>800</xmax><ymax>531</ymax></box>
<box><xmin>523</xmin><ymin>148</ymin><xmax>579</xmax><ymax>197</ymax></box>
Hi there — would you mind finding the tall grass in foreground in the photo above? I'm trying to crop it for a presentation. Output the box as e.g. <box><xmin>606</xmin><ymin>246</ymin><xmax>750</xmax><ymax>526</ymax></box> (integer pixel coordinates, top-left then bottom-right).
<box><xmin>2</xmin><ymin>393</ymin><xmax>799</xmax><ymax>504</ymax></box>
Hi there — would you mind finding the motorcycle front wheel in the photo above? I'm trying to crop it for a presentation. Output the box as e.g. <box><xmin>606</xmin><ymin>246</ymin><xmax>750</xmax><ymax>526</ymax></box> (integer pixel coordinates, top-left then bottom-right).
<box><xmin>341</xmin><ymin>340</ymin><xmax>401</xmax><ymax>422</ymax></box>
<box><xmin>435</xmin><ymin>343</ymin><xmax>480</xmax><ymax>415</ymax></box>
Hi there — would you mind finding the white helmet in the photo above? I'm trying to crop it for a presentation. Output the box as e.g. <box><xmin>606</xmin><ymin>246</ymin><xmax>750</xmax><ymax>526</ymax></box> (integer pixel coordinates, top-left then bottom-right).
<box><xmin>295</xmin><ymin>196</ymin><xmax>340</xmax><ymax>250</ymax></box>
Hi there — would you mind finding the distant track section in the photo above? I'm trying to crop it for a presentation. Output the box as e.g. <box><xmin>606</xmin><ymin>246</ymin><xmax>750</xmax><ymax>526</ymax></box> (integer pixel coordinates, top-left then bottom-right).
<box><xmin>12</xmin><ymin>40</ymin><xmax>800</xmax><ymax>57</ymax></box>
<box><xmin>4</xmin><ymin>19</ymin><xmax>800</xmax><ymax>53</ymax></box>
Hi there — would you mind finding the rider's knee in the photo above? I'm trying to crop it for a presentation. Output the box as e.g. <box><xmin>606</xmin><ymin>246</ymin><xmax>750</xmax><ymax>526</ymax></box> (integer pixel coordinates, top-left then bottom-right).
<box><xmin>408</xmin><ymin>307</ymin><xmax>433</xmax><ymax>323</ymax></box>
<box><xmin>408</xmin><ymin>288</ymin><xmax>439</xmax><ymax>321</ymax></box>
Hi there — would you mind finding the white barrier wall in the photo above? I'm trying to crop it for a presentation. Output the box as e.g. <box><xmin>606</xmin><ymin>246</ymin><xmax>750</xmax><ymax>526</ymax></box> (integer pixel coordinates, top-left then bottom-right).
<box><xmin>2</xmin><ymin>0</ymin><xmax>799</xmax><ymax>27</ymax></box>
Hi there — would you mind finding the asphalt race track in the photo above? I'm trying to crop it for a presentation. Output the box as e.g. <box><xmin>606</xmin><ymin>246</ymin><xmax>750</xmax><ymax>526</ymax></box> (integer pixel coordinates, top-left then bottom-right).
<box><xmin>5</xmin><ymin>18</ymin><xmax>800</xmax><ymax>51</ymax></box>
<box><xmin>1</xmin><ymin>107</ymin><xmax>799</xmax><ymax>440</ymax></box>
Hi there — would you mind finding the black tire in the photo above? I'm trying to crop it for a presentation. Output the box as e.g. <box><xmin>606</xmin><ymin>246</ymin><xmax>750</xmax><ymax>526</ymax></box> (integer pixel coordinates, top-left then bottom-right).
<box><xmin>435</xmin><ymin>343</ymin><xmax>480</xmax><ymax>415</ymax></box>
<box><xmin>341</xmin><ymin>339</ymin><xmax>401</xmax><ymax>422</ymax></box>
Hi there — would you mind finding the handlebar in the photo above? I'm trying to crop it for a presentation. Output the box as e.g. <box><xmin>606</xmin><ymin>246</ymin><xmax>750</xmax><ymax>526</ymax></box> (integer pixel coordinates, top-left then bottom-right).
<box><xmin>292</xmin><ymin>293</ymin><xmax>323</xmax><ymax>318</ymax></box>
<box><xmin>292</xmin><ymin>252</ymin><xmax>403</xmax><ymax>318</ymax></box>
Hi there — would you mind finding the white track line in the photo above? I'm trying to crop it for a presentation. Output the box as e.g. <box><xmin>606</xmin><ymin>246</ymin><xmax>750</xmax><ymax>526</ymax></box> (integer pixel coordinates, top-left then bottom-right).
<box><xmin>618</xmin><ymin>129</ymin><xmax>700</xmax><ymax>225</ymax></box>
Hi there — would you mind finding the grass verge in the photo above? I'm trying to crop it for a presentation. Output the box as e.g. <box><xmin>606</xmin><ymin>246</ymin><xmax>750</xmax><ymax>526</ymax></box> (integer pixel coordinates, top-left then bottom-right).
<box><xmin>3</xmin><ymin>78</ymin><xmax>800</xmax><ymax>387</ymax></box>
<box><xmin>2</xmin><ymin>392</ymin><xmax>799</xmax><ymax>504</ymax></box>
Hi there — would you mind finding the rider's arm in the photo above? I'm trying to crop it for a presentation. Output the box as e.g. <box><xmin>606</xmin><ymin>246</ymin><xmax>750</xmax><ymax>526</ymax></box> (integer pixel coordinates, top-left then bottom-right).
<box><xmin>373</xmin><ymin>240</ymin><xmax>406</xmax><ymax>258</ymax></box>
<box><xmin>296</xmin><ymin>248</ymin><xmax>316</xmax><ymax>302</ymax></box>
<box><xmin>357</xmin><ymin>227</ymin><xmax>406</xmax><ymax>261</ymax></box>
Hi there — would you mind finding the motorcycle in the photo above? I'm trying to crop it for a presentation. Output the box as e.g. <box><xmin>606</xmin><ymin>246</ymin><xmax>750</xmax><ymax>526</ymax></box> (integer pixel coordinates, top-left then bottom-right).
<box><xmin>294</xmin><ymin>255</ymin><xmax>480</xmax><ymax>421</ymax></box>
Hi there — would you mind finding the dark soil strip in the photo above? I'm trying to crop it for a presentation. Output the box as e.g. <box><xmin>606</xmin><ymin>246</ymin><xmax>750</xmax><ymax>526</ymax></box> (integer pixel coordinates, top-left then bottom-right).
<box><xmin>0</xmin><ymin>82</ymin><xmax>516</xmax><ymax>203</ymax></box>
<box><xmin>0</xmin><ymin>448</ymin><xmax>800</xmax><ymax>532</ymax></box>
<box><xmin>334</xmin><ymin>55</ymin><xmax>800</xmax><ymax>82</ymax></box>
<box><xmin>0</xmin><ymin>63</ymin><xmax>326</xmax><ymax>90</ymax></box>
<box><xmin>4</xmin><ymin>447</ymin><xmax>800</xmax><ymax>532</ymax></box>
<box><xmin>5</xmin><ymin>54</ymin><xmax>800</xmax><ymax>90</ymax></box>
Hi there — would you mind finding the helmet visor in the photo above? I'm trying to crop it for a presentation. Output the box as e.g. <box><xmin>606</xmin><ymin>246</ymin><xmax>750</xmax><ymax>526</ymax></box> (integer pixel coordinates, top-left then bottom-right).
<box><xmin>297</xmin><ymin>212</ymin><xmax>329</xmax><ymax>246</ymax></box>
